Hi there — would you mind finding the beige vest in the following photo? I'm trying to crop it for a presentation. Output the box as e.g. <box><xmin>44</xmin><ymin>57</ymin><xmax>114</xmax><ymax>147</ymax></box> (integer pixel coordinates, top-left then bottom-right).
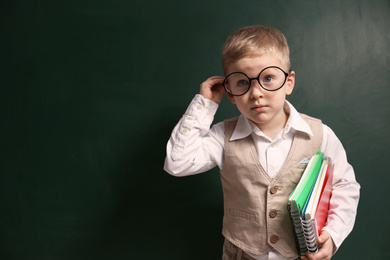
<box><xmin>220</xmin><ymin>114</ymin><xmax>323</xmax><ymax>258</ymax></box>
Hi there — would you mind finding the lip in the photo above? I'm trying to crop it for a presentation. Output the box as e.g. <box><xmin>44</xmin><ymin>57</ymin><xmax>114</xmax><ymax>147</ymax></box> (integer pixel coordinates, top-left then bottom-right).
<box><xmin>251</xmin><ymin>105</ymin><xmax>267</xmax><ymax>112</ymax></box>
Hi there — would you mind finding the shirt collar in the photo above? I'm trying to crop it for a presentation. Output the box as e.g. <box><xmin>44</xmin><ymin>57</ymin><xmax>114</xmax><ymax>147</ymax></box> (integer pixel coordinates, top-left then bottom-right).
<box><xmin>230</xmin><ymin>100</ymin><xmax>313</xmax><ymax>141</ymax></box>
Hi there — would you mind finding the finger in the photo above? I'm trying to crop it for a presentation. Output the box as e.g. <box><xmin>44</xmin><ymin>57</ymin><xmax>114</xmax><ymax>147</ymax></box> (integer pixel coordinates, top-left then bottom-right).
<box><xmin>206</xmin><ymin>76</ymin><xmax>225</xmax><ymax>82</ymax></box>
<box><xmin>200</xmin><ymin>76</ymin><xmax>226</xmax><ymax>103</ymax></box>
<box><xmin>300</xmin><ymin>255</ymin><xmax>313</xmax><ymax>260</ymax></box>
<box><xmin>318</xmin><ymin>231</ymin><xmax>330</xmax><ymax>244</ymax></box>
<box><xmin>312</xmin><ymin>235</ymin><xmax>333</xmax><ymax>260</ymax></box>
<box><xmin>209</xmin><ymin>77</ymin><xmax>225</xmax><ymax>88</ymax></box>
<box><xmin>201</xmin><ymin>77</ymin><xmax>224</xmax><ymax>88</ymax></box>
<box><xmin>201</xmin><ymin>78</ymin><xmax>225</xmax><ymax>94</ymax></box>
<box><xmin>208</xmin><ymin>76</ymin><xmax>225</xmax><ymax>80</ymax></box>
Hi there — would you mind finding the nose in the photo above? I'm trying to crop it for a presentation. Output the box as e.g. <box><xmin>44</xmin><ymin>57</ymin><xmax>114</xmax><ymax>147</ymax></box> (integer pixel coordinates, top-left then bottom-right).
<box><xmin>249</xmin><ymin>79</ymin><xmax>264</xmax><ymax>99</ymax></box>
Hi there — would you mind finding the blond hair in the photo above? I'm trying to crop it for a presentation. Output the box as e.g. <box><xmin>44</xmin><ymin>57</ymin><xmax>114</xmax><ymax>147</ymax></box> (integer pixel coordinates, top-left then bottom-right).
<box><xmin>222</xmin><ymin>25</ymin><xmax>290</xmax><ymax>73</ymax></box>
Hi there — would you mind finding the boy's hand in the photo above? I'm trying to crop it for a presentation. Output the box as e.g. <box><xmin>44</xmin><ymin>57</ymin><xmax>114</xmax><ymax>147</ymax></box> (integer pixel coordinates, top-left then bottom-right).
<box><xmin>300</xmin><ymin>231</ymin><xmax>335</xmax><ymax>260</ymax></box>
<box><xmin>200</xmin><ymin>76</ymin><xmax>225</xmax><ymax>104</ymax></box>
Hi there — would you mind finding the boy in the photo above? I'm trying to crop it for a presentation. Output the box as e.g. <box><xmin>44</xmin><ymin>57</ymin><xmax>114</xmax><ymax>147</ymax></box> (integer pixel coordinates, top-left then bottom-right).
<box><xmin>164</xmin><ymin>25</ymin><xmax>360</xmax><ymax>260</ymax></box>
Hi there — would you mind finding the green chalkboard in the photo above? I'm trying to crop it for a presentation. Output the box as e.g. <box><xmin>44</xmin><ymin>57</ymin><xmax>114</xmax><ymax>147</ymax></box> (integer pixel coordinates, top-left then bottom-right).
<box><xmin>1</xmin><ymin>0</ymin><xmax>389</xmax><ymax>259</ymax></box>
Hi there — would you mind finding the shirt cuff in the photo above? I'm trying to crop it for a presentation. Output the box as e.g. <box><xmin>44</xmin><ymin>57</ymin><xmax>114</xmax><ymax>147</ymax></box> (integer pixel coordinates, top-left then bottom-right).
<box><xmin>321</xmin><ymin>227</ymin><xmax>340</xmax><ymax>255</ymax></box>
<box><xmin>184</xmin><ymin>94</ymin><xmax>219</xmax><ymax>125</ymax></box>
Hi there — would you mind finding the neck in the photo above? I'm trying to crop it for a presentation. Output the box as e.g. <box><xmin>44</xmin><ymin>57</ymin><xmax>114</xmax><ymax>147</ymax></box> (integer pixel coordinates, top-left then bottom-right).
<box><xmin>257</xmin><ymin>107</ymin><xmax>290</xmax><ymax>140</ymax></box>
<box><xmin>259</xmin><ymin>118</ymin><xmax>287</xmax><ymax>140</ymax></box>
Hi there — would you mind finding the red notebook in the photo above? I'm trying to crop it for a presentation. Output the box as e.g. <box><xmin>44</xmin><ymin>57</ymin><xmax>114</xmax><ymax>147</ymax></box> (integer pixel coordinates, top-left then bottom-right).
<box><xmin>315</xmin><ymin>164</ymin><xmax>334</xmax><ymax>232</ymax></box>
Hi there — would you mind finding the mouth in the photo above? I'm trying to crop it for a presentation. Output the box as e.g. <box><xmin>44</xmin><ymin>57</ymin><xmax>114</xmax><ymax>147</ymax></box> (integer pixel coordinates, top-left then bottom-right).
<box><xmin>251</xmin><ymin>105</ymin><xmax>267</xmax><ymax>112</ymax></box>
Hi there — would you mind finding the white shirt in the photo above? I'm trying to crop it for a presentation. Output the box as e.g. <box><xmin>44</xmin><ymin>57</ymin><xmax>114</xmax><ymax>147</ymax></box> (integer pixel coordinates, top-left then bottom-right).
<box><xmin>164</xmin><ymin>94</ymin><xmax>360</xmax><ymax>260</ymax></box>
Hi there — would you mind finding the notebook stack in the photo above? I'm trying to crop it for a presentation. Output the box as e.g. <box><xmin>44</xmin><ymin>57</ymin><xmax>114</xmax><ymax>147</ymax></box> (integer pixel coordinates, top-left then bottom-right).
<box><xmin>287</xmin><ymin>151</ymin><xmax>334</xmax><ymax>257</ymax></box>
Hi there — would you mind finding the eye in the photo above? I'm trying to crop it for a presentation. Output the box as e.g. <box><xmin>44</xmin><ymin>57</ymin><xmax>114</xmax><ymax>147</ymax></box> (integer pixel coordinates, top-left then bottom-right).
<box><xmin>237</xmin><ymin>80</ymin><xmax>249</xmax><ymax>87</ymax></box>
<box><xmin>263</xmin><ymin>75</ymin><xmax>274</xmax><ymax>83</ymax></box>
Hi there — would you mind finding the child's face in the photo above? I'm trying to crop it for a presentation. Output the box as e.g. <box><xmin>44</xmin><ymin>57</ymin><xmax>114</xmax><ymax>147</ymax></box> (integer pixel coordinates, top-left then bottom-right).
<box><xmin>225</xmin><ymin>53</ymin><xmax>295</xmax><ymax>132</ymax></box>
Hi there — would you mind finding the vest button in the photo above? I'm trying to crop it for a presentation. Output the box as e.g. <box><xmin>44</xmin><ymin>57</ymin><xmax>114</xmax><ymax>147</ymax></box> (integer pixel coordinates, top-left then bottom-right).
<box><xmin>270</xmin><ymin>235</ymin><xmax>279</xmax><ymax>244</ymax></box>
<box><xmin>270</xmin><ymin>186</ymin><xmax>278</xmax><ymax>194</ymax></box>
<box><xmin>269</xmin><ymin>210</ymin><xmax>278</xmax><ymax>218</ymax></box>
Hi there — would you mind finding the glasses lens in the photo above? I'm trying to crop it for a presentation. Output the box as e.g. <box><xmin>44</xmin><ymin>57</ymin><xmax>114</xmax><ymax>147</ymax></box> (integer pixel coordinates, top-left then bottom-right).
<box><xmin>259</xmin><ymin>67</ymin><xmax>287</xmax><ymax>91</ymax></box>
<box><xmin>224</xmin><ymin>73</ymin><xmax>250</xmax><ymax>96</ymax></box>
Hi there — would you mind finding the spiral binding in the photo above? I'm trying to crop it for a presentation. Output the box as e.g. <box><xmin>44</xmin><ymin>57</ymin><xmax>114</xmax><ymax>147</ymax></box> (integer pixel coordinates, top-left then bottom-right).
<box><xmin>301</xmin><ymin>218</ymin><xmax>321</xmax><ymax>253</ymax></box>
<box><xmin>288</xmin><ymin>202</ymin><xmax>307</xmax><ymax>256</ymax></box>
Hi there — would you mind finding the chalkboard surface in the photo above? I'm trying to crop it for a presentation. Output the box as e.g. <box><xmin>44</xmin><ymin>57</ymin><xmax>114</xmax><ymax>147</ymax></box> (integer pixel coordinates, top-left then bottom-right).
<box><xmin>1</xmin><ymin>0</ymin><xmax>389</xmax><ymax>259</ymax></box>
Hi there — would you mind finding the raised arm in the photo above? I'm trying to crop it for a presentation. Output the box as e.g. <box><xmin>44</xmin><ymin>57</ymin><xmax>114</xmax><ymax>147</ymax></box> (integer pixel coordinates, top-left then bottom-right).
<box><xmin>164</xmin><ymin>77</ymin><xmax>226</xmax><ymax>176</ymax></box>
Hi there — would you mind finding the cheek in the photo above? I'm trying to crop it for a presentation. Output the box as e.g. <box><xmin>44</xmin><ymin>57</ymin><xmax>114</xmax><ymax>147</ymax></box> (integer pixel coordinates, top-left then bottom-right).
<box><xmin>267</xmin><ymin>92</ymin><xmax>285</xmax><ymax>104</ymax></box>
<box><xmin>233</xmin><ymin>98</ymin><xmax>249</xmax><ymax>113</ymax></box>
<box><xmin>234</xmin><ymin>97</ymin><xmax>247</xmax><ymax>108</ymax></box>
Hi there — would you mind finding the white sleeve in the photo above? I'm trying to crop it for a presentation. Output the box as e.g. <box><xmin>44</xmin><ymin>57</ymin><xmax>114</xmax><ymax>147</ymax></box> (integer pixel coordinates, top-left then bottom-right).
<box><xmin>320</xmin><ymin>125</ymin><xmax>360</xmax><ymax>251</ymax></box>
<box><xmin>163</xmin><ymin>94</ymin><xmax>225</xmax><ymax>176</ymax></box>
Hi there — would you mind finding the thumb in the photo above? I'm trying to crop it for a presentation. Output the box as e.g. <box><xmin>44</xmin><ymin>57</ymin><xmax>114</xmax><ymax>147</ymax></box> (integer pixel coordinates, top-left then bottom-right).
<box><xmin>318</xmin><ymin>230</ymin><xmax>330</xmax><ymax>244</ymax></box>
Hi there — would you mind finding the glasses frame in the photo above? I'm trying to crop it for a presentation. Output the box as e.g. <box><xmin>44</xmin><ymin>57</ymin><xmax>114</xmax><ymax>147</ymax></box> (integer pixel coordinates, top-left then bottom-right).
<box><xmin>222</xmin><ymin>66</ymin><xmax>289</xmax><ymax>96</ymax></box>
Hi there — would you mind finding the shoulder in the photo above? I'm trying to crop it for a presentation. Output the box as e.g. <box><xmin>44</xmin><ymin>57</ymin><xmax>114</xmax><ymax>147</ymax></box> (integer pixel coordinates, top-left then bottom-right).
<box><xmin>297</xmin><ymin>112</ymin><xmax>334</xmax><ymax>137</ymax></box>
<box><xmin>299</xmin><ymin>113</ymin><xmax>322</xmax><ymax>125</ymax></box>
<box><xmin>297</xmin><ymin>113</ymin><xmax>323</xmax><ymax>139</ymax></box>
<box><xmin>299</xmin><ymin>114</ymin><xmax>338</xmax><ymax>140</ymax></box>
<box><xmin>293</xmin><ymin>107</ymin><xmax>343</xmax><ymax>154</ymax></box>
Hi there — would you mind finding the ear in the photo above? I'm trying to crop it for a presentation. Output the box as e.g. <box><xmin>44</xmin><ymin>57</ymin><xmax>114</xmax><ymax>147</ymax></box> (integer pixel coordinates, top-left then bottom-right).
<box><xmin>225</xmin><ymin>91</ymin><xmax>236</xmax><ymax>104</ymax></box>
<box><xmin>285</xmin><ymin>71</ymin><xmax>295</xmax><ymax>95</ymax></box>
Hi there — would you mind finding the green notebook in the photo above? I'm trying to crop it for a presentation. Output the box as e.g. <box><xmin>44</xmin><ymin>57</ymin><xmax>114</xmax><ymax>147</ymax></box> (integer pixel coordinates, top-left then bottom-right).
<box><xmin>289</xmin><ymin>151</ymin><xmax>323</xmax><ymax>214</ymax></box>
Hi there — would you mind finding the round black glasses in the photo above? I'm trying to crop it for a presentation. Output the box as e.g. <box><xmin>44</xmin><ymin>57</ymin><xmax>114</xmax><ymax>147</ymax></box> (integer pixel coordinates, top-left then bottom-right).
<box><xmin>222</xmin><ymin>66</ymin><xmax>289</xmax><ymax>96</ymax></box>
